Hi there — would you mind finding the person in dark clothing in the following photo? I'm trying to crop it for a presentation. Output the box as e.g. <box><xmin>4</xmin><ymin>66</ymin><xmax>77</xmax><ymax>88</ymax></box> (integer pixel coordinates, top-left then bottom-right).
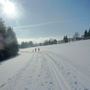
<box><xmin>35</xmin><ymin>48</ymin><xmax>37</xmax><ymax>52</ymax></box>
<box><xmin>38</xmin><ymin>48</ymin><xmax>40</xmax><ymax>52</ymax></box>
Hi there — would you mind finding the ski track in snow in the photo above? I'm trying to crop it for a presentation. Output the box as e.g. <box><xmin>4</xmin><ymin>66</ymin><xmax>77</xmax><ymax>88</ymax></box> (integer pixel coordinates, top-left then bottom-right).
<box><xmin>0</xmin><ymin>49</ymin><xmax>90</xmax><ymax>90</ymax></box>
<box><xmin>44</xmin><ymin>51</ymin><xmax>89</xmax><ymax>90</ymax></box>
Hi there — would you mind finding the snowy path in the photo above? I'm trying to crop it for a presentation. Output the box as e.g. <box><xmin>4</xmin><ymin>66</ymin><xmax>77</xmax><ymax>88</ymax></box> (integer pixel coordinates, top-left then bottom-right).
<box><xmin>0</xmin><ymin>48</ymin><xmax>90</xmax><ymax>90</ymax></box>
<box><xmin>44</xmin><ymin>51</ymin><xmax>89</xmax><ymax>90</ymax></box>
<box><xmin>43</xmin><ymin>53</ymin><xmax>71</xmax><ymax>90</ymax></box>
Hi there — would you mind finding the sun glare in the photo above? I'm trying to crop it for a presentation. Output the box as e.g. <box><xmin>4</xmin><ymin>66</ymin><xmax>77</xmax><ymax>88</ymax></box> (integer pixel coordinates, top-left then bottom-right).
<box><xmin>0</xmin><ymin>0</ymin><xmax>17</xmax><ymax>18</ymax></box>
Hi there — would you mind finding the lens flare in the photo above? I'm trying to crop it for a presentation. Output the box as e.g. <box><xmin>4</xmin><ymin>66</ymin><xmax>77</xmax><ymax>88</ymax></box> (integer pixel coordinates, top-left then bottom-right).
<box><xmin>0</xmin><ymin>0</ymin><xmax>18</xmax><ymax>18</ymax></box>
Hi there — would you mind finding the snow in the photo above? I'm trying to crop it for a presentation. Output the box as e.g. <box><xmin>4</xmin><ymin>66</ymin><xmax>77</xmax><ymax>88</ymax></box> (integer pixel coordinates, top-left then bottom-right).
<box><xmin>0</xmin><ymin>40</ymin><xmax>90</xmax><ymax>90</ymax></box>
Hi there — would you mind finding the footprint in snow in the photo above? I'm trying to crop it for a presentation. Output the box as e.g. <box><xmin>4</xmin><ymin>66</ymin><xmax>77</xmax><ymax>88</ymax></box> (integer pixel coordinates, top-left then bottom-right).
<box><xmin>0</xmin><ymin>83</ymin><xmax>6</xmax><ymax>88</ymax></box>
<box><xmin>29</xmin><ymin>76</ymin><xmax>32</xmax><ymax>78</ymax></box>
<box><xmin>48</xmin><ymin>87</ymin><xmax>52</xmax><ymax>90</ymax></box>
<box><xmin>67</xmin><ymin>71</ymin><xmax>71</xmax><ymax>75</ymax></box>
<box><xmin>74</xmin><ymin>81</ymin><xmax>78</xmax><ymax>85</ymax></box>
<box><xmin>27</xmin><ymin>81</ymin><xmax>32</xmax><ymax>85</ymax></box>
<box><xmin>41</xmin><ymin>83</ymin><xmax>44</xmax><ymax>86</ymax></box>
<box><xmin>74</xmin><ymin>88</ymin><xmax>77</xmax><ymax>90</ymax></box>
<box><xmin>73</xmin><ymin>75</ymin><xmax>77</xmax><ymax>79</ymax></box>
<box><xmin>38</xmin><ymin>74</ymin><xmax>40</xmax><ymax>77</ymax></box>
<box><xmin>8</xmin><ymin>78</ymin><xmax>12</xmax><ymax>80</ymax></box>
<box><xmin>45</xmin><ymin>81</ymin><xmax>48</xmax><ymax>84</ymax></box>
<box><xmin>84</xmin><ymin>88</ymin><xmax>89</xmax><ymax>90</ymax></box>
<box><xmin>61</xmin><ymin>66</ymin><xmax>64</xmax><ymax>70</ymax></box>
<box><xmin>49</xmin><ymin>82</ymin><xmax>53</xmax><ymax>85</ymax></box>
<box><xmin>24</xmin><ymin>87</ymin><xmax>28</xmax><ymax>90</ymax></box>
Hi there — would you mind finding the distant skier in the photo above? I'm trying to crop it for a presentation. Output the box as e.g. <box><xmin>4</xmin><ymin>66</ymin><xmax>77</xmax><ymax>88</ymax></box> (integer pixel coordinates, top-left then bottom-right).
<box><xmin>35</xmin><ymin>48</ymin><xmax>37</xmax><ymax>52</ymax></box>
<box><xmin>38</xmin><ymin>48</ymin><xmax>40</xmax><ymax>52</ymax></box>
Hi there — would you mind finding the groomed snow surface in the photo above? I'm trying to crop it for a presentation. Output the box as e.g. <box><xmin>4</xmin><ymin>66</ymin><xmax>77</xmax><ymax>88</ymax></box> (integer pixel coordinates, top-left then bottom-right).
<box><xmin>0</xmin><ymin>40</ymin><xmax>90</xmax><ymax>90</ymax></box>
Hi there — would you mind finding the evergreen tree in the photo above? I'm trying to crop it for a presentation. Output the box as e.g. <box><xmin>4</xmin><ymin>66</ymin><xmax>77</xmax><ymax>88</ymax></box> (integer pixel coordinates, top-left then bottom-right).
<box><xmin>0</xmin><ymin>18</ymin><xmax>19</xmax><ymax>60</ymax></box>
<box><xmin>53</xmin><ymin>39</ymin><xmax>57</xmax><ymax>44</ymax></box>
<box><xmin>63</xmin><ymin>35</ymin><xmax>68</xmax><ymax>43</ymax></box>
<box><xmin>0</xmin><ymin>18</ymin><xmax>6</xmax><ymax>38</ymax></box>
<box><xmin>5</xmin><ymin>27</ymin><xmax>19</xmax><ymax>56</ymax></box>
<box><xmin>84</xmin><ymin>30</ymin><xmax>88</xmax><ymax>38</ymax></box>
<box><xmin>88</xmin><ymin>29</ymin><xmax>90</xmax><ymax>37</ymax></box>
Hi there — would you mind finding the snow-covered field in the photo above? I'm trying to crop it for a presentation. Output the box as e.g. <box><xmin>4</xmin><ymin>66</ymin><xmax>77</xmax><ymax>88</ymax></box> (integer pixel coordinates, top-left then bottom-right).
<box><xmin>0</xmin><ymin>40</ymin><xmax>90</xmax><ymax>90</ymax></box>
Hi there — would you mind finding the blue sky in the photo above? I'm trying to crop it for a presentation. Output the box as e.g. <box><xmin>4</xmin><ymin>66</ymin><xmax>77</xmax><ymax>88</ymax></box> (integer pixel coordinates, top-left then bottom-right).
<box><xmin>0</xmin><ymin>0</ymin><xmax>90</xmax><ymax>42</ymax></box>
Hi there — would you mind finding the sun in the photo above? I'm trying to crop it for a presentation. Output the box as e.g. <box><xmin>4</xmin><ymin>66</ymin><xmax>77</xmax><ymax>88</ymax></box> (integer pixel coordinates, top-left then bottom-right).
<box><xmin>3</xmin><ymin>1</ymin><xmax>16</xmax><ymax>16</ymax></box>
<box><xmin>0</xmin><ymin>0</ymin><xmax>17</xmax><ymax>18</ymax></box>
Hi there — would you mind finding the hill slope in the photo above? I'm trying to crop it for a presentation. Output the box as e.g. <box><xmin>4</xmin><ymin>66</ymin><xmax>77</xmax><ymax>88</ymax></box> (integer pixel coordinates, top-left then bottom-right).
<box><xmin>0</xmin><ymin>40</ymin><xmax>90</xmax><ymax>90</ymax></box>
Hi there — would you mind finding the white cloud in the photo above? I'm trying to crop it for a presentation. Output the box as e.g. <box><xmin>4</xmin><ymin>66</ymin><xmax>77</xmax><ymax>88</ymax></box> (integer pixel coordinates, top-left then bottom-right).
<box><xmin>13</xmin><ymin>21</ymin><xmax>60</xmax><ymax>30</ymax></box>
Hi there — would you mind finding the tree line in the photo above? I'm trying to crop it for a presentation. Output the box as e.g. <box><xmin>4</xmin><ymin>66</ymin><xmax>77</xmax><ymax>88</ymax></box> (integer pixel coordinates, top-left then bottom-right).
<box><xmin>19</xmin><ymin>28</ymin><xmax>90</xmax><ymax>49</ymax></box>
<box><xmin>0</xmin><ymin>18</ymin><xmax>19</xmax><ymax>61</ymax></box>
<box><xmin>84</xmin><ymin>29</ymin><xmax>90</xmax><ymax>39</ymax></box>
<box><xmin>19</xmin><ymin>39</ymin><xmax>57</xmax><ymax>48</ymax></box>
